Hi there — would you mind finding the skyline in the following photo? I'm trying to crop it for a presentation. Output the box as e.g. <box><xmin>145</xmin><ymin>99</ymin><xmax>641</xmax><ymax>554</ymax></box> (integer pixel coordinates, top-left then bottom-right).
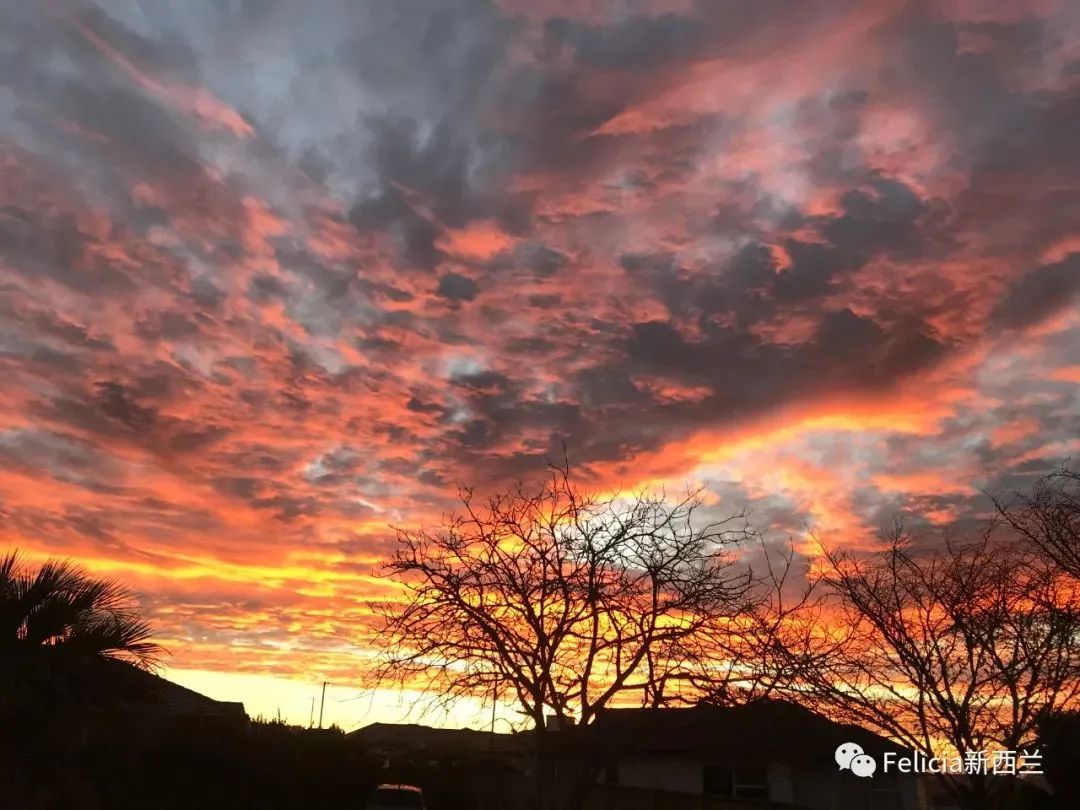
<box><xmin>1</xmin><ymin>0</ymin><xmax>1079</xmax><ymax>727</ymax></box>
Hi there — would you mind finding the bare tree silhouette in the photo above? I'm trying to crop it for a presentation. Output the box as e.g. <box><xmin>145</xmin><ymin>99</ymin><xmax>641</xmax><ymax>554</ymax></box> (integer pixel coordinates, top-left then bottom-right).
<box><xmin>803</xmin><ymin>526</ymin><xmax>1080</xmax><ymax>810</ymax></box>
<box><xmin>370</xmin><ymin>463</ymin><xmax>764</xmax><ymax>730</ymax></box>
<box><xmin>369</xmin><ymin>462</ymin><xmax>816</xmax><ymax>808</ymax></box>
<box><xmin>691</xmin><ymin>537</ymin><xmax>839</xmax><ymax>709</ymax></box>
<box><xmin>993</xmin><ymin>467</ymin><xmax>1080</xmax><ymax>580</ymax></box>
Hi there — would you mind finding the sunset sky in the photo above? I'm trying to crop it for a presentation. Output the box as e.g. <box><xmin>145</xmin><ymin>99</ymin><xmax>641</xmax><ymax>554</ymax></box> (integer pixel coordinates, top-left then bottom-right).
<box><xmin>1</xmin><ymin>0</ymin><xmax>1078</xmax><ymax>728</ymax></box>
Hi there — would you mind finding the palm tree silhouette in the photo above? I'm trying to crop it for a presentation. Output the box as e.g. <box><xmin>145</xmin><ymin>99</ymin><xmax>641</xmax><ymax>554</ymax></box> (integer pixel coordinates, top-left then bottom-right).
<box><xmin>0</xmin><ymin>550</ymin><xmax>162</xmax><ymax>668</ymax></box>
<box><xmin>0</xmin><ymin>551</ymin><xmax>164</xmax><ymax>807</ymax></box>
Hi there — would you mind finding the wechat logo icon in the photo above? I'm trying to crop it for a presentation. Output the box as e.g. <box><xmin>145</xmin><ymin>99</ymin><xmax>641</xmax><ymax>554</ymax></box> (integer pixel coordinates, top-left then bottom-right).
<box><xmin>836</xmin><ymin>742</ymin><xmax>877</xmax><ymax>778</ymax></box>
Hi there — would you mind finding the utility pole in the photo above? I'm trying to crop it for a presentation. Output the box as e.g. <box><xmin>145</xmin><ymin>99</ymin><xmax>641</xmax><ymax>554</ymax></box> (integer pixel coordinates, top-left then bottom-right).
<box><xmin>318</xmin><ymin>681</ymin><xmax>328</xmax><ymax>729</ymax></box>
<box><xmin>490</xmin><ymin>680</ymin><xmax>497</xmax><ymax>750</ymax></box>
<box><xmin>309</xmin><ymin>696</ymin><xmax>315</xmax><ymax>728</ymax></box>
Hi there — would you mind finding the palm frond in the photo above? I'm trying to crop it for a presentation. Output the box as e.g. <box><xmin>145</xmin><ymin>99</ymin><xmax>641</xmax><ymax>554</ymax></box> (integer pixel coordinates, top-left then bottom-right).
<box><xmin>0</xmin><ymin>548</ymin><xmax>165</xmax><ymax>668</ymax></box>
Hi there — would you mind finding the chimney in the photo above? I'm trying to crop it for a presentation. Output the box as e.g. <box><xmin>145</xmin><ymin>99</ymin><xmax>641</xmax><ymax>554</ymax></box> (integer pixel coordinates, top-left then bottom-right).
<box><xmin>545</xmin><ymin>715</ymin><xmax>576</xmax><ymax>730</ymax></box>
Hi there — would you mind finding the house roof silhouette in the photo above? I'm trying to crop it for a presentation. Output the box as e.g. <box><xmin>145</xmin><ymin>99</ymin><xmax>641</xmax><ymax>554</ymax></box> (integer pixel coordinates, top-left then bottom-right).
<box><xmin>581</xmin><ymin>698</ymin><xmax>911</xmax><ymax>766</ymax></box>
<box><xmin>86</xmin><ymin>657</ymin><xmax>248</xmax><ymax>720</ymax></box>
<box><xmin>348</xmin><ymin>722</ymin><xmax>519</xmax><ymax>754</ymax></box>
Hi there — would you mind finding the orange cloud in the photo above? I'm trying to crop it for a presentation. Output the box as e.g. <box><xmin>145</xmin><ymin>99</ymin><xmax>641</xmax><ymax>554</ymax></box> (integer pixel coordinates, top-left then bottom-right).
<box><xmin>69</xmin><ymin>17</ymin><xmax>254</xmax><ymax>139</ymax></box>
<box><xmin>437</xmin><ymin>220</ymin><xmax>516</xmax><ymax>261</ymax></box>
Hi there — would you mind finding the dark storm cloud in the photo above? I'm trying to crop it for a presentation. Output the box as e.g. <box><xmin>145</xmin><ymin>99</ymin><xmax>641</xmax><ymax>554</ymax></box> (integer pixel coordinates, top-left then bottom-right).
<box><xmin>211</xmin><ymin>472</ymin><xmax>338</xmax><ymax>522</ymax></box>
<box><xmin>347</xmin><ymin>183</ymin><xmax>444</xmax><ymax>270</ymax></box>
<box><xmin>269</xmin><ymin>247</ymin><xmax>385</xmax><ymax>339</ymax></box>
<box><xmin>873</xmin><ymin>6</ymin><xmax>1080</xmax><ymax>261</ymax></box>
<box><xmin>620</xmin><ymin>172</ymin><xmax>936</xmax><ymax>346</ymax></box>
<box><xmin>823</xmin><ymin>175</ymin><xmax>927</xmax><ymax>254</ymax></box>
<box><xmin>0</xmin><ymin>209</ymin><xmax>136</xmax><ymax>294</ymax></box>
<box><xmin>135</xmin><ymin>310</ymin><xmax>204</xmax><ymax>342</ymax></box>
<box><xmin>0</xmin><ymin>298</ymin><xmax>115</xmax><ymax>356</ymax></box>
<box><xmin>436</xmin><ymin>272</ymin><xmax>480</xmax><ymax>302</ymax></box>
<box><xmin>488</xmin><ymin>242</ymin><xmax>571</xmax><ymax>278</ymax></box>
<box><xmin>0</xmin><ymin>429</ymin><xmax>120</xmax><ymax>487</ymax></box>
<box><xmin>0</xmin><ymin>2</ymin><xmax>238</xmax><ymax>240</ymax></box>
<box><xmin>30</xmin><ymin>378</ymin><xmax>230</xmax><ymax>460</ymax></box>
<box><xmin>544</xmin><ymin>13</ymin><xmax>704</xmax><ymax>70</ymax></box>
<box><xmin>618</xmin><ymin>309</ymin><xmax>943</xmax><ymax>401</ymax></box>
<box><xmin>993</xmin><ymin>254</ymin><xmax>1080</xmax><ymax>331</ymax></box>
<box><xmin>93</xmin><ymin>381</ymin><xmax>158</xmax><ymax>431</ymax></box>
<box><xmin>877</xmin><ymin>10</ymin><xmax>1051</xmax><ymax>166</ymax></box>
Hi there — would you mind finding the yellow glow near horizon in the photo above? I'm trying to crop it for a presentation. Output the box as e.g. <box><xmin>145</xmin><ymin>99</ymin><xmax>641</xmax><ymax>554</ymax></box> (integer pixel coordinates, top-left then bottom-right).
<box><xmin>166</xmin><ymin>667</ymin><xmax>527</xmax><ymax>732</ymax></box>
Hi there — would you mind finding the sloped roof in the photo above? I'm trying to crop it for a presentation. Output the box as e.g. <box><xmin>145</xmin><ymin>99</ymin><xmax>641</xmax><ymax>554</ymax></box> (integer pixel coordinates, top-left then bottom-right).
<box><xmin>89</xmin><ymin>657</ymin><xmax>247</xmax><ymax>719</ymax></box>
<box><xmin>582</xmin><ymin>698</ymin><xmax>910</xmax><ymax>766</ymax></box>
<box><xmin>349</xmin><ymin>722</ymin><xmax>520</xmax><ymax>753</ymax></box>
